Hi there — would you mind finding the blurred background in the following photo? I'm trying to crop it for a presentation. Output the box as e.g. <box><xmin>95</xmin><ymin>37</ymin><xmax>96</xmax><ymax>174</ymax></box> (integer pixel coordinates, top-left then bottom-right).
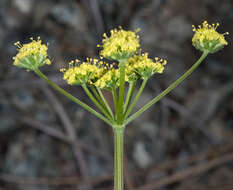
<box><xmin>0</xmin><ymin>0</ymin><xmax>233</xmax><ymax>189</ymax></box>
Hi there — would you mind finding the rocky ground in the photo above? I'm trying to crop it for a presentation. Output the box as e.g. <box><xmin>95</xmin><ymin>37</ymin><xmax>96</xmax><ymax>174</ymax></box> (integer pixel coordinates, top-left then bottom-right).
<box><xmin>0</xmin><ymin>0</ymin><xmax>233</xmax><ymax>189</ymax></box>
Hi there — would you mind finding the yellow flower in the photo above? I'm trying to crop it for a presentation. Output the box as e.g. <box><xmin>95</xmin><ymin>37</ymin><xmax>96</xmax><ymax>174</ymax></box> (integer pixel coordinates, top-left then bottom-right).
<box><xmin>95</xmin><ymin>68</ymin><xmax>129</xmax><ymax>90</ymax></box>
<box><xmin>13</xmin><ymin>37</ymin><xmax>51</xmax><ymax>70</ymax></box>
<box><xmin>192</xmin><ymin>21</ymin><xmax>228</xmax><ymax>53</ymax></box>
<box><xmin>98</xmin><ymin>27</ymin><xmax>140</xmax><ymax>60</ymax></box>
<box><xmin>126</xmin><ymin>53</ymin><xmax>166</xmax><ymax>80</ymax></box>
<box><xmin>61</xmin><ymin>58</ymin><xmax>105</xmax><ymax>85</ymax></box>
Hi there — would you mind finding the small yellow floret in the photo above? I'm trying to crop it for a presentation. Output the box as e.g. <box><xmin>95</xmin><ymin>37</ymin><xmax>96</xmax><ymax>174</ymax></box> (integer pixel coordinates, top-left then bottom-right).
<box><xmin>99</xmin><ymin>27</ymin><xmax>140</xmax><ymax>60</ymax></box>
<box><xmin>13</xmin><ymin>37</ymin><xmax>51</xmax><ymax>70</ymax></box>
<box><xmin>192</xmin><ymin>21</ymin><xmax>228</xmax><ymax>53</ymax></box>
<box><xmin>62</xmin><ymin>58</ymin><xmax>105</xmax><ymax>85</ymax></box>
<box><xmin>126</xmin><ymin>53</ymin><xmax>166</xmax><ymax>80</ymax></box>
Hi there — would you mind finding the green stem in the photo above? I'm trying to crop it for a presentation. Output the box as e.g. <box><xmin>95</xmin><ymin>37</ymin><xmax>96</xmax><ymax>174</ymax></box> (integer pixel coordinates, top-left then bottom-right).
<box><xmin>97</xmin><ymin>88</ymin><xmax>114</xmax><ymax>119</ymax></box>
<box><xmin>124</xmin><ymin>79</ymin><xmax>147</xmax><ymax>120</ymax></box>
<box><xmin>117</xmin><ymin>59</ymin><xmax>126</xmax><ymax>123</ymax></box>
<box><xmin>34</xmin><ymin>69</ymin><xmax>112</xmax><ymax>126</ymax></box>
<box><xmin>112</xmin><ymin>88</ymin><xmax>118</xmax><ymax>117</ymax></box>
<box><xmin>124</xmin><ymin>81</ymin><xmax>137</xmax><ymax>113</ymax></box>
<box><xmin>113</xmin><ymin>127</ymin><xmax>124</xmax><ymax>190</ymax></box>
<box><xmin>82</xmin><ymin>85</ymin><xmax>113</xmax><ymax>121</ymax></box>
<box><xmin>90</xmin><ymin>86</ymin><xmax>111</xmax><ymax>115</ymax></box>
<box><xmin>90</xmin><ymin>86</ymin><xmax>105</xmax><ymax>105</ymax></box>
<box><xmin>125</xmin><ymin>51</ymin><xmax>209</xmax><ymax>125</ymax></box>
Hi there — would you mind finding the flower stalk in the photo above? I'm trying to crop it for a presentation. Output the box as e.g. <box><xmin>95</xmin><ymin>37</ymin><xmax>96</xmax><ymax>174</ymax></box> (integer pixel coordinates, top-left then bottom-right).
<box><xmin>97</xmin><ymin>88</ymin><xmax>114</xmax><ymax>118</ymax></box>
<box><xmin>82</xmin><ymin>84</ymin><xmax>113</xmax><ymax>121</ymax></box>
<box><xmin>34</xmin><ymin>68</ymin><xmax>113</xmax><ymax>126</ymax></box>
<box><xmin>124</xmin><ymin>81</ymin><xmax>137</xmax><ymax>113</ymax></box>
<box><xmin>124</xmin><ymin>79</ymin><xmax>148</xmax><ymax>120</ymax></box>
<box><xmin>125</xmin><ymin>50</ymin><xmax>209</xmax><ymax>125</ymax></box>
<box><xmin>117</xmin><ymin>59</ymin><xmax>127</xmax><ymax>123</ymax></box>
<box><xmin>112</xmin><ymin>87</ymin><xmax>118</xmax><ymax>117</ymax></box>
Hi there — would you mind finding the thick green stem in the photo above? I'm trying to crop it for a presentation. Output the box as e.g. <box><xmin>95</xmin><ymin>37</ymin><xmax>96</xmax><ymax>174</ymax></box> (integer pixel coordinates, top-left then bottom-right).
<box><xmin>117</xmin><ymin>59</ymin><xmax>127</xmax><ymax>123</ymax></box>
<box><xmin>82</xmin><ymin>85</ymin><xmax>113</xmax><ymax>121</ymax></box>
<box><xmin>34</xmin><ymin>69</ymin><xmax>112</xmax><ymax>126</ymax></box>
<box><xmin>125</xmin><ymin>51</ymin><xmax>209</xmax><ymax>125</ymax></box>
<box><xmin>124</xmin><ymin>81</ymin><xmax>137</xmax><ymax>113</ymax></box>
<box><xmin>124</xmin><ymin>79</ymin><xmax>147</xmax><ymax>120</ymax></box>
<box><xmin>114</xmin><ymin>127</ymin><xmax>124</xmax><ymax>190</ymax></box>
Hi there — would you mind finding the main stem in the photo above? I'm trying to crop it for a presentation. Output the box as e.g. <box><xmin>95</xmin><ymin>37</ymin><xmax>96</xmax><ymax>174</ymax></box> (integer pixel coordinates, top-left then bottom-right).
<box><xmin>114</xmin><ymin>127</ymin><xmax>124</xmax><ymax>190</ymax></box>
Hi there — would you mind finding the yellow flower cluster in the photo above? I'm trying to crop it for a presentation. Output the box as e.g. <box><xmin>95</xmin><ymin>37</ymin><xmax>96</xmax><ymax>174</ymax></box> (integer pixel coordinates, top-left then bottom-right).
<box><xmin>61</xmin><ymin>58</ymin><xmax>105</xmax><ymax>85</ymax></box>
<box><xmin>94</xmin><ymin>68</ymin><xmax>129</xmax><ymax>90</ymax></box>
<box><xmin>98</xmin><ymin>27</ymin><xmax>140</xmax><ymax>60</ymax></box>
<box><xmin>62</xmin><ymin>58</ymin><xmax>123</xmax><ymax>90</ymax></box>
<box><xmin>126</xmin><ymin>53</ymin><xmax>166</xmax><ymax>80</ymax></box>
<box><xmin>13</xmin><ymin>37</ymin><xmax>51</xmax><ymax>70</ymax></box>
<box><xmin>61</xmin><ymin>26</ymin><xmax>167</xmax><ymax>89</ymax></box>
<box><xmin>95</xmin><ymin>69</ymin><xmax>120</xmax><ymax>89</ymax></box>
<box><xmin>192</xmin><ymin>21</ymin><xmax>228</xmax><ymax>53</ymax></box>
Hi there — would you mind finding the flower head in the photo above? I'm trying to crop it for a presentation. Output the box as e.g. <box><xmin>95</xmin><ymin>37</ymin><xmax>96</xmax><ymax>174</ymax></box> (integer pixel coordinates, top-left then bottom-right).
<box><xmin>94</xmin><ymin>68</ymin><xmax>129</xmax><ymax>90</ymax></box>
<box><xmin>192</xmin><ymin>21</ymin><xmax>228</xmax><ymax>53</ymax></box>
<box><xmin>126</xmin><ymin>53</ymin><xmax>166</xmax><ymax>80</ymax></box>
<box><xmin>13</xmin><ymin>37</ymin><xmax>51</xmax><ymax>71</ymax></box>
<box><xmin>61</xmin><ymin>58</ymin><xmax>106</xmax><ymax>85</ymax></box>
<box><xmin>98</xmin><ymin>27</ymin><xmax>140</xmax><ymax>60</ymax></box>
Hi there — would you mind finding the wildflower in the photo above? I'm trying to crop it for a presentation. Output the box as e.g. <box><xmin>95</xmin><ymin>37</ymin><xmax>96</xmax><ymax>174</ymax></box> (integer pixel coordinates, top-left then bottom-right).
<box><xmin>98</xmin><ymin>27</ymin><xmax>140</xmax><ymax>60</ymax></box>
<box><xmin>13</xmin><ymin>37</ymin><xmax>51</xmax><ymax>71</ymax></box>
<box><xmin>61</xmin><ymin>58</ymin><xmax>105</xmax><ymax>85</ymax></box>
<box><xmin>192</xmin><ymin>21</ymin><xmax>228</xmax><ymax>53</ymax></box>
<box><xmin>126</xmin><ymin>53</ymin><xmax>166</xmax><ymax>80</ymax></box>
<box><xmin>95</xmin><ymin>68</ymin><xmax>129</xmax><ymax>90</ymax></box>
